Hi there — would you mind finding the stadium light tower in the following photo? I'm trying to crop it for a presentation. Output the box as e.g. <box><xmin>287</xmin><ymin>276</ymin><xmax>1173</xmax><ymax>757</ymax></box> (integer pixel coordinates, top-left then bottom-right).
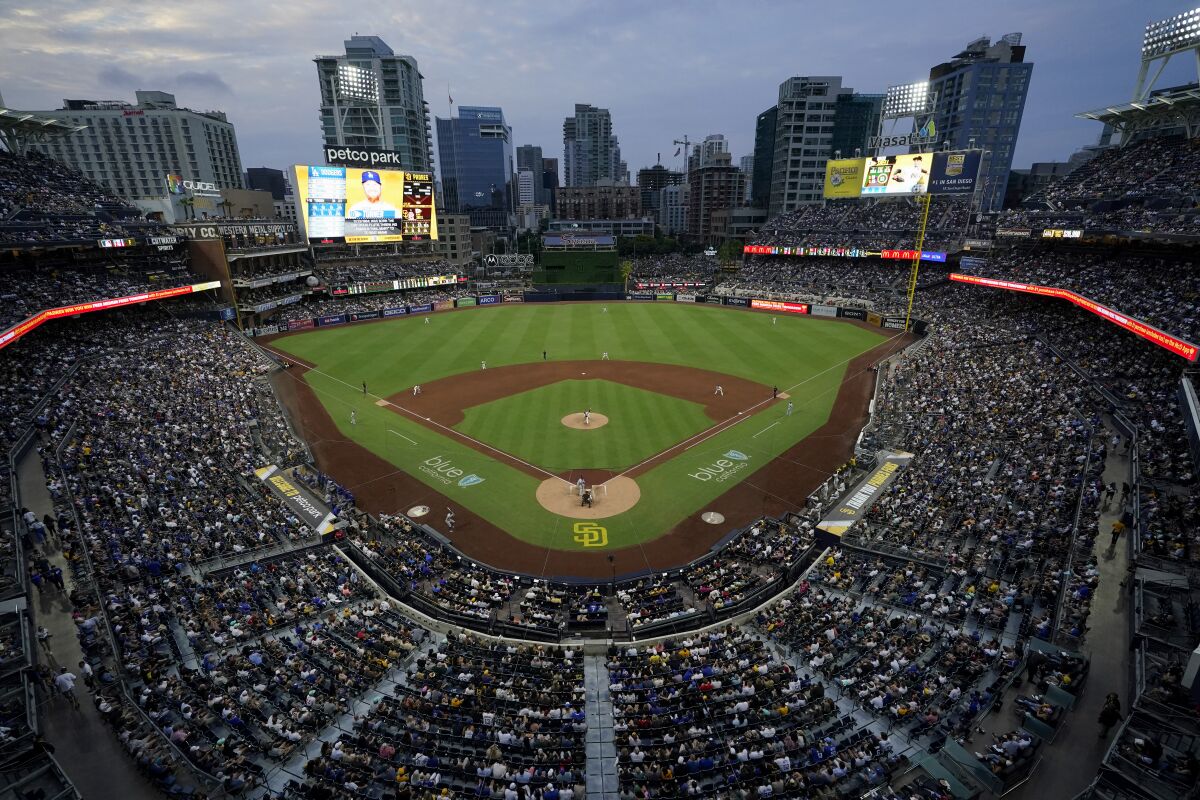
<box><xmin>1134</xmin><ymin>7</ymin><xmax>1200</xmax><ymax>101</ymax></box>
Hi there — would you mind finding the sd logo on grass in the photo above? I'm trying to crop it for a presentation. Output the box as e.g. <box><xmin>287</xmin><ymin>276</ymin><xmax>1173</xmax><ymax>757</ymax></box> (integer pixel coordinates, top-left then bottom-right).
<box><xmin>573</xmin><ymin>522</ymin><xmax>608</xmax><ymax>547</ymax></box>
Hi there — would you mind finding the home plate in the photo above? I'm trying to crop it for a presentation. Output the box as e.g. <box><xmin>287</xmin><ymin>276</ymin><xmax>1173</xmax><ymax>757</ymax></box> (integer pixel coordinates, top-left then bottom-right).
<box><xmin>701</xmin><ymin>512</ymin><xmax>725</xmax><ymax>525</ymax></box>
<box><xmin>407</xmin><ymin>505</ymin><xmax>430</xmax><ymax>518</ymax></box>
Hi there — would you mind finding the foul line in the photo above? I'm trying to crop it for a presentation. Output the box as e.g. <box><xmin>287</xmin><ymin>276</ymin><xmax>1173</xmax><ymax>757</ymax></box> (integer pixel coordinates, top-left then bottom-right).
<box><xmin>388</xmin><ymin>429</ymin><xmax>419</xmax><ymax>446</ymax></box>
<box><xmin>752</xmin><ymin>421</ymin><xmax>781</xmax><ymax>439</ymax></box>
<box><xmin>605</xmin><ymin>330</ymin><xmax>907</xmax><ymax>486</ymax></box>
<box><xmin>303</xmin><ymin>366</ymin><xmax>567</xmax><ymax>484</ymax></box>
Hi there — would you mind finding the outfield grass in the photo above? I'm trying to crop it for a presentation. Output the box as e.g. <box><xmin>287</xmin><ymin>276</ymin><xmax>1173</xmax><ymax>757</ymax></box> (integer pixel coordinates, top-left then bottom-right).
<box><xmin>456</xmin><ymin>379</ymin><xmax>713</xmax><ymax>472</ymax></box>
<box><xmin>272</xmin><ymin>303</ymin><xmax>888</xmax><ymax>550</ymax></box>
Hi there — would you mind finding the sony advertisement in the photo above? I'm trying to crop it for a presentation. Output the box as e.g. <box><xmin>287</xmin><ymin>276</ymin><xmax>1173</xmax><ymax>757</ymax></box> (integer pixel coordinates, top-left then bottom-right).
<box><xmin>292</xmin><ymin>165</ymin><xmax>438</xmax><ymax>244</ymax></box>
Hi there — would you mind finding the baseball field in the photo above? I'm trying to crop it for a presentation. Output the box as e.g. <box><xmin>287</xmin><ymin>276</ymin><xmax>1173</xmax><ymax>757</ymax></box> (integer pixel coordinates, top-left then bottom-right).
<box><xmin>265</xmin><ymin>302</ymin><xmax>906</xmax><ymax>577</ymax></box>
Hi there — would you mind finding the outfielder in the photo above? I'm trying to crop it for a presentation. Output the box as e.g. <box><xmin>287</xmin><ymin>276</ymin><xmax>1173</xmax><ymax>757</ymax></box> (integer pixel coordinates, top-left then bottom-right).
<box><xmin>786</xmin><ymin>401</ymin><xmax>794</xmax><ymax>416</ymax></box>
<box><xmin>481</xmin><ymin>361</ymin><xmax>486</xmax><ymax>370</ymax></box>
<box><xmin>424</xmin><ymin>317</ymin><xmax>430</xmax><ymax>325</ymax></box>
<box><xmin>350</xmin><ymin>410</ymin><xmax>357</xmax><ymax>425</ymax></box>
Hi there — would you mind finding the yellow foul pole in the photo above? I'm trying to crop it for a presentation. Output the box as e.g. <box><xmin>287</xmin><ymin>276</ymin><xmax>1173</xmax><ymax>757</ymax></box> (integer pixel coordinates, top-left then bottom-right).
<box><xmin>904</xmin><ymin>192</ymin><xmax>932</xmax><ymax>333</ymax></box>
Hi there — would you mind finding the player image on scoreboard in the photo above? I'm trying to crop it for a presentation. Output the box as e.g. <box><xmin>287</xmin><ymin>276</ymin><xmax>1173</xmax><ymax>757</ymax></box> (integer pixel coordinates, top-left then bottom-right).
<box><xmin>292</xmin><ymin>166</ymin><xmax>439</xmax><ymax>243</ymax></box>
<box><xmin>861</xmin><ymin>154</ymin><xmax>930</xmax><ymax>195</ymax></box>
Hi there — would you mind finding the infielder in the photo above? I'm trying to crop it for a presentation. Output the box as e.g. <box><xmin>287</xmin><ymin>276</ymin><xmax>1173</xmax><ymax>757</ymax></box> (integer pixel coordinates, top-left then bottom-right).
<box><xmin>481</xmin><ymin>361</ymin><xmax>486</xmax><ymax>370</ymax></box>
<box><xmin>714</xmin><ymin>385</ymin><xmax>724</xmax><ymax>396</ymax></box>
<box><xmin>350</xmin><ymin>410</ymin><xmax>357</xmax><ymax>425</ymax></box>
<box><xmin>584</xmin><ymin>409</ymin><xmax>591</xmax><ymax>426</ymax></box>
<box><xmin>602</xmin><ymin>352</ymin><xmax>609</xmax><ymax>360</ymax></box>
<box><xmin>413</xmin><ymin>385</ymin><xmax>421</xmax><ymax>396</ymax></box>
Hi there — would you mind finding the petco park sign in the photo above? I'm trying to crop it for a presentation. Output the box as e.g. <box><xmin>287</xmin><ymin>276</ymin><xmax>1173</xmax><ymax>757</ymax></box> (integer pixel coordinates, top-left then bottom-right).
<box><xmin>324</xmin><ymin>145</ymin><xmax>407</xmax><ymax>169</ymax></box>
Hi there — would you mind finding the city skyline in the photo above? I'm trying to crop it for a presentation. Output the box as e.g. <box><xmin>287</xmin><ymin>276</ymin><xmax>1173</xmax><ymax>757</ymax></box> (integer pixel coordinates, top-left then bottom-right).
<box><xmin>2</xmin><ymin>0</ymin><xmax>1195</xmax><ymax>188</ymax></box>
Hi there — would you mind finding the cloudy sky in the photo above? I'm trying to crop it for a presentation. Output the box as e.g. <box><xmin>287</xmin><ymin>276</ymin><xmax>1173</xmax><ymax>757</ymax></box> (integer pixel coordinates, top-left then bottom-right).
<box><xmin>2</xmin><ymin>1</ymin><xmax>1195</xmax><ymax>182</ymax></box>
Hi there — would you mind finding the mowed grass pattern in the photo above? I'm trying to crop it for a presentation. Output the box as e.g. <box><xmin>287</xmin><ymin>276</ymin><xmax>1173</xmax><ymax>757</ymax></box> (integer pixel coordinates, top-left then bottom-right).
<box><xmin>272</xmin><ymin>303</ymin><xmax>890</xmax><ymax>550</ymax></box>
<box><xmin>456</xmin><ymin>379</ymin><xmax>713</xmax><ymax>472</ymax></box>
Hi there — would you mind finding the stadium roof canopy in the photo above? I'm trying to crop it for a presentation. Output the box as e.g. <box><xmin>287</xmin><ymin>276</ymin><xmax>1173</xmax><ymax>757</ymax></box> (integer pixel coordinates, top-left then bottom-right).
<box><xmin>0</xmin><ymin>108</ymin><xmax>88</xmax><ymax>155</ymax></box>
<box><xmin>1076</xmin><ymin>85</ymin><xmax>1200</xmax><ymax>139</ymax></box>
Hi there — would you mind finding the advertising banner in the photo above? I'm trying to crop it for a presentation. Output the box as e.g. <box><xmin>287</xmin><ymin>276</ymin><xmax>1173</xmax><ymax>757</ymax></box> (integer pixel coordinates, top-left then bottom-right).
<box><xmin>318</xmin><ymin>314</ymin><xmax>347</xmax><ymax>326</ymax></box>
<box><xmin>722</xmin><ymin>297</ymin><xmax>750</xmax><ymax>307</ymax></box>
<box><xmin>655</xmin><ymin>293</ymin><xmax>675</xmax><ymax>301</ymax></box>
<box><xmin>0</xmin><ymin>280</ymin><xmax>221</xmax><ymax>352</ymax></box>
<box><xmin>705</xmin><ymin>296</ymin><xmax>723</xmax><ymax>305</ymax></box>
<box><xmin>675</xmin><ymin>294</ymin><xmax>697</xmax><ymax>303</ymax></box>
<box><xmin>751</xmin><ymin>299</ymin><xmax>809</xmax><ymax>314</ymax></box>
<box><xmin>455</xmin><ymin>297</ymin><xmax>477</xmax><ymax>307</ymax></box>
<box><xmin>218</xmin><ymin>307</ymin><xmax>236</xmax><ymax>320</ymax></box>
<box><xmin>949</xmin><ymin>273</ymin><xmax>1199</xmax><ymax>361</ymax></box>
<box><xmin>478</xmin><ymin>295</ymin><xmax>501</xmax><ymax>305</ymax></box>
<box><xmin>880</xmin><ymin>249</ymin><xmax>948</xmax><ymax>262</ymax></box>
<box><xmin>291</xmin><ymin>164</ymin><xmax>437</xmax><ymax>244</ymax></box>
<box><xmin>817</xmin><ymin>451</ymin><xmax>913</xmax><ymax>536</ymax></box>
<box><xmin>433</xmin><ymin>300</ymin><xmax>454</xmax><ymax>311</ymax></box>
<box><xmin>838</xmin><ymin>308</ymin><xmax>868</xmax><ymax>321</ymax></box>
<box><xmin>408</xmin><ymin>303</ymin><xmax>434</xmax><ymax>314</ymax></box>
<box><xmin>350</xmin><ymin>311</ymin><xmax>381</xmax><ymax>322</ymax></box>
<box><xmin>882</xmin><ymin>317</ymin><xmax>907</xmax><ymax>330</ymax></box>
<box><xmin>964</xmin><ymin>238</ymin><xmax>993</xmax><ymax>249</ymax></box>
<box><xmin>928</xmin><ymin>151</ymin><xmax>982</xmax><ymax>195</ymax></box>
<box><xmin>867</xmin><ymin>312</ymin><xmax>882</xmax><ymax>326</ymax></box>
<box><xmin>996</xmin><ymin>229</ymin><xmax>1031</xmax><ymax>238</ymax></box>
<box><xmin>288</xmin><ymin>318</ymin><xmax>315</xmax><ymax>330</ymax></box>
<box><xmin>627</xmin><ymin>292</ymin><xmax>657</xmax><ymax>301</ymax></box>
<box><xmin>811</xmin><ymin>304</ymin><xmax>838</xmax><ymax>317</ymax></box>
<box><xmin>823</xmin><ymin>158</ymin><xmax>865</xmax><ymax>199</ymax></box>
<box><xmin>960</xmin><ymin>256</ymin><xmax>988</xmax><ymax>271</ymax></box>
<box><xmin>382</xmin><ymin>307</ymin><xmax>408</xmax><ymax>318</ymax></box>
<box><xmin>861</xmin><ymin>154</ymin><xmax>930</xmax><ymax>196</ymax></box>
<box><xmin>254</xmin><ymin>465</ymin><xmax>339</xmax><ymax>534</ymax></box>
<box><xmin>1041</xmin><ymin>229</ymin><xmax>1083</xmax><ymax>239</ymax></box>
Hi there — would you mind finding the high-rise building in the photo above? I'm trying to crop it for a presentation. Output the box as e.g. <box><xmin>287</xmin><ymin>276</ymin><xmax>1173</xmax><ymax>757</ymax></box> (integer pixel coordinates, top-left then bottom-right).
<box><xmin>739</xmin><ymin>156</ymin><xmax>755</xmax><ymax>204</ymax></box>
<box><xmin>688</xmin><ymin>152</ymin><xmax>745</xmax><ymax>241</ymax></box>
<box><xmin>516</xmin><ymin>145</ymin><xmax>551</xmax><ymax>205</ymax></box>
<box><xmin>517</xmin><ymin>169</ymin><xmax>536</xmax><ymax>205</ymax></box>
<box><xmin>246</xmin><ymin>167</ymin><xmax>286</xmax><ymax>201</ymax></box>
<box><xmin>659</xmin><ymin>184</ymin><xmax>688</xmax><ymax>236</ymax></box>
<box><xmin>542</xmin><ymin>157</ymin><xmax>560</xmax><ymax>213</ymax></box>
<box><xmin>636</xmin><ymin>165</ymin><xmax>685</xmax><ymax>223</ymax></box>
<box><xmin>751</xmin><ymin>106</ymin><xmax>777</xmax><ymax>211</ymax></box>
<box><xmin>830</xmin><ymin>94</ymin><xmax>883</xmax><ymax>159</ymax></box>
<box><xmin>25</xmin><ymin>91</ymin><xmax>244</xmax><ymax>201</ymax></box>
<box><xmin>555</xmin><ymin>182</ymin><xmax>641</xmax><ymax>221</ymax></box>
<box><xmin>689</xmin><ymin>134</ymin><xmax>729</xmax><ymax>170</ymax></box>
<box><xmin>924</xmin><ymin>34</ymin><xmax>1032</xmax><ymax>211</ymax></box>
<box><xmin>314</xmin><ymin>35</ymin><xmax>432</xmax><ymax>171</ymax></box>
<box><xmin>436</xmin><ymin>106</ymin><xmax>514</xmax><ymax>230</ymax></box>
<box><xmin>768</xmin><ymin>76</ymin><xmax>879</xmax><ymax>215</ymax></box>
<box><xmin>563</xmin><ymin>104</ymin><xmax>625</xmax><ymax>186</ymax></box>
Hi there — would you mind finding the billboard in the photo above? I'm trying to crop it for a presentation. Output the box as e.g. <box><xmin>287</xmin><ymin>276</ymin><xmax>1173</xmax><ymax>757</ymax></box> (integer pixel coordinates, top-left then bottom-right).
<box><xmin>861</xmin><ymin>154</ymin><xmax>930</xmax><ymax>195</ymax></box>
<box><xmin>292</xmin><ymin>165</ymin><xmax>437</xmax><ymax>243</ymax></box>
<box><xmin>949</xmin><ymin>273</ymin><xmax>1198</xmax><ymax>361</ymax></box>
<box><xmin>823</xmin><ymin>158</ymin><xmax>865</xmax><ymax>199</ymax></box>
<box><xmin>928</xmin><ymin>151</ymin><xmax>982</xmax><ymax>195</ymax></box>
<box><xmin>751</xmin><ymin>299</ymin><xmax>809</xmax><ymax>314</ymax></box>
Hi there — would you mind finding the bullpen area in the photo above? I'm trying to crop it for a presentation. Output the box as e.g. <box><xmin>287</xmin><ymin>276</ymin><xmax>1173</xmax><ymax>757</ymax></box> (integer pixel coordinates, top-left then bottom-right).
<box><xmin>264</xmin><ymin>302</ymin><xmax>908</xmax><ymax>577</ymax></box>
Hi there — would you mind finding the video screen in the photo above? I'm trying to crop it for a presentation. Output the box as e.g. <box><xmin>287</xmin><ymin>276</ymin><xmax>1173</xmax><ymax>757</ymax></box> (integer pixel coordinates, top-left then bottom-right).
<box><xmin>861</xmin><ymin>154</ymin><xmax>930</xmax><ymax>196</ymax></box>
<box><xmin>292</xmin><ymin>165</ymin><xmax>438</xmax><ymax>243</ymax></box>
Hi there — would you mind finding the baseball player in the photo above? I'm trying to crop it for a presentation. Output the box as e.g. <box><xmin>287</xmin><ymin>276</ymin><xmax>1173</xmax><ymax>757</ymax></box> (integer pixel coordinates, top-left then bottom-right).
<box><xmin>577</xmin><ymin>477</ymin><xmax>586</xmax><ymax>496</ymax></box>
<box><xmin>714</xmin><ymin>385</ymin><xmax>724</xmax><ymax>396</ymax></box>
<box><xmin>581</xmin><ymin>489</ymin><xmax>593</xmax><ymax>508</ymax></box>
<box><xmin>786</xmin><ymin>401</ymin><xmax>793</xmax><ymax>416</ymax></box>
<box><xmin>773</xmin><ymin>386</ymin><xmax>779</xmax><ymax>399</ymax></box>
<box><xmin>584</xmin><ymin>409</ymin><xmax>591</xmax><ymax>426</ymax></box>
<box><xmin>413</xmin><ymin>385</ymin><xmax>421</xmax><ymax>396</ymax></box>
<box><xmin>362</xmin><ymin>381</ymin><xmax>368</xmax><ymax>395</ymax></box>
<box><xmin>602</xmin><ymin>352</ymin><xmax>609</xmax><ymax>360</ymax></box>
<box><xmin>350</xmin><ymin>410</ymin><xmax>357</xmax><ymax>425</ymax></box>
<box><xmin>772</xmin><ymin>317</ymin><xmax>777</xmax><ymax>326</ymax></box>
<box><xmin>424</xmin><ymin>317</ymin><xmax>430</xmax><ymax>325</ymax></box>
<box><xmin>481</xmin><ymin>361</ymin><xmax>486</xmax><ymax>370</ymax></box>
<box><xmin>445</xmin><ymin>509</ymin><xmax>455</xmax><ymax>532</ymax></box>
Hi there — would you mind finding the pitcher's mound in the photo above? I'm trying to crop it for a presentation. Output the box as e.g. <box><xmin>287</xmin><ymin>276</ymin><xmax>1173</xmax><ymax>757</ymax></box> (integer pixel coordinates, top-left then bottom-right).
<box><xmin>561</xmin><ymin>412</ymin><xmax>609</xmax><ymax>430</ymax></box>
<box><xmin>536</xmin><ymin>476</ymin><xmax>640</xmax><ymax>519</ymax></box>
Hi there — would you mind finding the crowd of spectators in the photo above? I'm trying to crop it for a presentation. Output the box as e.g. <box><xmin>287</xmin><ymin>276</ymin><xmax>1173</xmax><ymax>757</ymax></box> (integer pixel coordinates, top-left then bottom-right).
<box><xmin>957</xmin><ymin>250</ymin><xmax>1200</xmax><ymax>344</ymax></box>
<box><xmin>712</xmin><ymin>257</ymin><xmax>951</xmax><ymax>312</ymax></box>
<box><xmin>751</xmin><ymin>197</ymin><xmax>972</xmax><ymax>250</ymax></box>
<box><xmin>311</xmin><ymin>259</ymin><xmax>458</xmax><ymax>284</ymax></box>
<box><xmin>271</xmin><ymin>287</ymin><xmax>470</xmax><ymax>324</ymax></box>
<box><xmin>1023</xmin><ymin>137</ymin><xmax>1200</xmax><ymax>207</ymax></box>
<box><xmin>629</xmin><ymin>255</ymin><xmax>717</xmax><ymax>285</ymax></box>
